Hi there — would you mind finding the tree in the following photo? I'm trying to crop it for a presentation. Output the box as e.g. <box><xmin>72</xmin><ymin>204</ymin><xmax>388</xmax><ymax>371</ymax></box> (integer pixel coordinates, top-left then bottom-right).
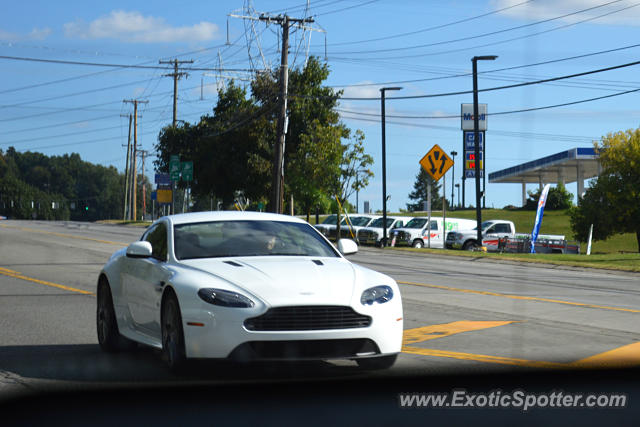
<box><xmin>154</xmin><ymin>57</ymin><xmax>372</xmax><ymax>218</ymax></box>
<box><xmin>406</xmin><ymin>168</ymin><xmax>448</xmax><ymax>211</ymax></box>
<box><xmin>0</xmin><ymin>148</ymin><xmax>127</xmax><ymax>221</ymax></box>
<box><xmin>570</xmin><ymin>128</ymin><xmax>640</xmax><ymax>251</ymax></box>
<box><xmin>524</xmin><ymin>182</ymin><xmax>573</xmax><ymax>210</ymax></box>
<box><xmin>333</xmin><ymin>130</ymin><xmax>374</xmax><ymax>238</ymax></box>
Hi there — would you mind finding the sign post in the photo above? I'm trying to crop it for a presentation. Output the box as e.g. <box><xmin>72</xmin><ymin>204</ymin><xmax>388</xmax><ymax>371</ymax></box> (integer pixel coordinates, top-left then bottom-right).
<box><xmin>169</xmin><ymin>155</ymin><xmax>180</xmax><ymax>215</ymax></box>
<box><xmin>419</xmin><ymin>144</ymin><xmax>454</xmax><ymax>249</ymax></box>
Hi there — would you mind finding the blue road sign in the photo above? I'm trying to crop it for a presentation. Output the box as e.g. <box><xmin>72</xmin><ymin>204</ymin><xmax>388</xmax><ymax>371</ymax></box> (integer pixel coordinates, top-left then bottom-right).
<box><xmin>155</xmin><ymin>173</ymin><xmax>171</xmax><ymax>185</ymax></box>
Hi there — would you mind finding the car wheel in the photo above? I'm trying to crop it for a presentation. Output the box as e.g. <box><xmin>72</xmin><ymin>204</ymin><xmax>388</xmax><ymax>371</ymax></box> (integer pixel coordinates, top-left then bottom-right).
<box><xmin>162</xmin><ymin>292</ymin><xmax>187</xmax><ymax>372</ymax></box>
<box><xmin>463</xmin><ymin>240</ymin><xmax>478</xmax><ymax>251</ymax></box>
<box><xmin>357</xmin><ymin>354</ymin><xmax>397</xmax><ymax>370</ymax></box>
<box><xmin>412</xmin><ymin>239</ymin><xmax>424</xmax><ymax>249</ymax></box>
<box><xmin>97</xmin><ymin>277</ymin><xmax>136</xmax><ymax>352</ymax></box>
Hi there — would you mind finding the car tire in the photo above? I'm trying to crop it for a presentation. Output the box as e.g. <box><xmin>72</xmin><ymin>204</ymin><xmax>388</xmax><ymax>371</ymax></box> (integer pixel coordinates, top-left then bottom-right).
<box><xmin>357</xmin><ymin>354</ymin><xmax>398</xmax><ymax>370</ymax></box>
<box><xmin>462</xmin><ymin>240</ymin><xmax>478</xmax><ymax>251</ymax></box>
<box><xmin>412</xmin><ymin>240</ymin><xmax>424</xmax><ymax>249</ymax></box>
<box><xmin>97</xmin><ymin>277</ymin><xmax>136</xmax><ymax>353</ymax></box>
<box><xmin>162</xmin><ymin>292</ymin><xmax>187</xmax><ymax>372</ymax></box>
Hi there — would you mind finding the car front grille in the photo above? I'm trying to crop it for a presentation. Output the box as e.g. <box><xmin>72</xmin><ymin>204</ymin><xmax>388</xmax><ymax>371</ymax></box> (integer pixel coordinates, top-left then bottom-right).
<box><xmin>244</xmin><ymin>306</ymin><xmax>372</xmax><ymax>331</ymax></box>
<box><xmin>395</xmin><ymin>231</ymin><xmax>410</xmax><ymax>241</ymax></box>
<box><xmin>358</xmin><ymin>230</ymin><xmax>378</xmax><ymax>242</ymax></box>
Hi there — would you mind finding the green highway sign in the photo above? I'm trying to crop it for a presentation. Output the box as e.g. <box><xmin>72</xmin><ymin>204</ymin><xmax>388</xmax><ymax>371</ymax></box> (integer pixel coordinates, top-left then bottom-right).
<box><xmin>169</xmin><ymin>155</ymin><xmax>181</xmax><ymax>181</ymax></box>
<box><xmin>181</xmin><ymin>161</ymin><xmax>193</xmax><ymax>182</ymax></box>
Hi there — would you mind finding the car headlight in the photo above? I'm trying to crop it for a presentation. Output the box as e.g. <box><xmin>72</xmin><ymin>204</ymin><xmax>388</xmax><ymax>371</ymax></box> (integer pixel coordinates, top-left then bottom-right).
<box><xmin>360</xmin><ymin>285</ymin><xmax>394</xmax><ymax>305</ymax></box>
<box><xmin>197</xmin><ymin>288</ymin><xmax>255</xmax><ymax>308</ymax></box>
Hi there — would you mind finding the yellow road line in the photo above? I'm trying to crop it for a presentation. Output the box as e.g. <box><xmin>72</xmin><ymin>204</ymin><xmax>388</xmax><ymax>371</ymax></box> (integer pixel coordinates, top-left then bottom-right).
<box><xmin>402</xmin><ymin>345</ymin><xmax>567</xmax><ymax>369</ymax></box>
<box><xmin>403</xmin><ymin>320</ymin><xmax>515</xmax><ymax>345</ymax></box>
<box><xmin>398</xmin><ymin>280</ymin><xmax>640</xmax><ymax>314</ymax></box>
<box><xmin>0</xmin><ymin>266</ymin><xmax>94</xmax><ymax>295</ymax></box>
<box><xmin>402</xmin><ymin>322</ymin><xmax>640</xmax><ymax>369</ymax></box>
<box><xmin>0</xmin><ymin>224</ymin><xmax>127</xmax><ymax>246</ymax></box>
<box><xmin>572</xmin><ymin>342</ymin><xmax>640</xmax><ymax>368</ymax></box>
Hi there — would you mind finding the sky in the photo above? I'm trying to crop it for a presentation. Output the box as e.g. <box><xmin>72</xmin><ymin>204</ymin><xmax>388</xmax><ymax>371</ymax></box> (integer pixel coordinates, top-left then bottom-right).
<box><xmin>1</xmin><ymin>0</ymin><xmax>640</xmax><ymax>213</ymax></box>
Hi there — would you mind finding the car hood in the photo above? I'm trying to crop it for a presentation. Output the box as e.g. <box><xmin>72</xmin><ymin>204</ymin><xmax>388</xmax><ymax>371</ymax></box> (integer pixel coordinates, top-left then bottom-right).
<box><xmin>180</xmin><ymin>256</ymin><xmax>357</xmax><ymax>306</ymax></box>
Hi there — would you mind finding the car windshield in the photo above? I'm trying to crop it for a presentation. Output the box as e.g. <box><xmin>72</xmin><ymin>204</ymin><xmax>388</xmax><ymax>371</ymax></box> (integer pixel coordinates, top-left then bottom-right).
<box><xmin>404</xmin><ymin>218</ymin><xmax>428</xmax><ymax>229</ymax></box>
<box><xmin>473</xmin><ymin>221</ymin><xmax>495</xmax><ymax>231</ymax></box>
<box><xmin>345</xmin><ymin>216</ymin><xmax>373</xmax><ymax>227</ymax></box>
<box><xmin>369</xmin><ymin>217</ymin><xmax>396</xmax><ymax>228</ymax></box>
<box><xmin>174</xmin><ymin>220</ymin><xmax>339</xmax><ymax>260</ymax></box>
<box><xmin>321</xmin><ymin>215</ymin><xmax>338</xmax><ymax>225</ymax></box>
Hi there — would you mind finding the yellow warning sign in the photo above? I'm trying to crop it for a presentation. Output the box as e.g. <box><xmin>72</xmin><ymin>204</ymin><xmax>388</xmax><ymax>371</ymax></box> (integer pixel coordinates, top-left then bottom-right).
<box><xmin>419</xmin><ymin>144</ymin><xmax>454</xmax><ymax>181</ymax></box>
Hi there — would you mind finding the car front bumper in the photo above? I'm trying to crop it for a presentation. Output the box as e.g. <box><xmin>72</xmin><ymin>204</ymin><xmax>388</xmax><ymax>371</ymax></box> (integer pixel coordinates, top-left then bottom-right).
<box><xmin>181</xmin><ymin>301</ymin><xmax>403</xmax><ymax>360</ymax></box>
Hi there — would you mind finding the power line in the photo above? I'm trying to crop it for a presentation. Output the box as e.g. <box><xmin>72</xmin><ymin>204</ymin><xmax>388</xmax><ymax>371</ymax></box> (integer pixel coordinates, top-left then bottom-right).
<box><xmin>324</xmin><ymin>0</ymin><xmax>624</xmax><ymax>55</ymax></box>
<box><xmin>0</xmin><ymin>114</ymin><xmax>115</xmax><ymax>136</ymax></box>
<box><xmin>328</xmin><ymin>1</ymin><xmax>640</xmax><ymax>61</ymax></box>
<box><xmin>328</xmin><ymin>42</ymin><xmax>640</xmax><ymax>88</ymax></box>
<box><xmin>0</xmin><ymin>42</ymin><xmax>234</xmax><ymax>96</ymax></box>
<box><xmin>0</xmin><ymin>77</ymin><xmax>163</xmax><ymax>110</ymax></box>
<box><xmin>338</xmin><ymin>86</ymin><xmax>640</xmax><ymax>120</ymax></box>
<box><xmin>0</xmin><ymin>55</ymin><xmax>255</xmax><ymax>72</ymax></box>
<box><xmin>312</xmin><ymin>0</ymin><xmax>379</xmax><ymax>17</ymax></box>
<box><xmin>327</xmin><ymin>0</ymin><xmax>533</xmax><ymax>46</ymax></box>
<box><xmin>331</xmin><ymin>59</ymin><xmax>640</xmax><ymax>100</ymax></box>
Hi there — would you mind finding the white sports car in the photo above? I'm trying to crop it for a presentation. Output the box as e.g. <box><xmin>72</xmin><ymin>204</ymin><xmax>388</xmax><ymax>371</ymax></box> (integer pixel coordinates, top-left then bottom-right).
<box><xmin>97</xmin><ymin>211</ymin><xmax>403</xmax><ymax>371</ymax></box>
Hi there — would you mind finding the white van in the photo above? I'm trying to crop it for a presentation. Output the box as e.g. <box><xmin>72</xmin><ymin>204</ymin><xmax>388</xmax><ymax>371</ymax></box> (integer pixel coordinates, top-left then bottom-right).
<box><xmin>392</xmin><ymin>216</ymin><xmax>477</xmax><ymax>249</ymax></box>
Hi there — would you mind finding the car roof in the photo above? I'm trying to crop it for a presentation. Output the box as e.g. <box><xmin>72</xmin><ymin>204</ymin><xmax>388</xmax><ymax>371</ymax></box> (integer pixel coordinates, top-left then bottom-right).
<box><xmin>159</xmin><ymin>211</ymin><xmax>308</xmax><ymax>226</ymax></box>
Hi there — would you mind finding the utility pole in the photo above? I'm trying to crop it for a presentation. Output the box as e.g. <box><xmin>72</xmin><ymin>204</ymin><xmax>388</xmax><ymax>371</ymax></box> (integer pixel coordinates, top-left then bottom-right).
<box><xmin>123</xmin><ymin>99</ymin><xmax>148</xmax><ymax>221</ymax></box>
<box><xmin>160</xmin><ymin>58</ymin><xmax>193</xmax><ymax>215</ymax></box>
<box><xmin>138</xmin><ymin>150</ymin><xmax>149</xmax><ymax>220</ymax></box>
<box><xmin>259</xmin><ymin>14</ymin><xmax>314</xmax><ymax>214</ymax></box>
<box><xmin>159</xmin><ymin>59</ymin><xmax>194</xmax><ymax>126</ymax></box>
<box><xmin>121</xmin><ymin>114</ymin><xmax>132</xmax><ymax>220</ymax></box>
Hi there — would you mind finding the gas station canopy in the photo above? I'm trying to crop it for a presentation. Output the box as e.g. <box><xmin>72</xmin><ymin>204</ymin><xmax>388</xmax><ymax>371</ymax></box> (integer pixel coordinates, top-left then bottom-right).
<box><xmin>489</xmin><ymin>147</ymin><xmax>600</xmax><ymax>206</ymax></box>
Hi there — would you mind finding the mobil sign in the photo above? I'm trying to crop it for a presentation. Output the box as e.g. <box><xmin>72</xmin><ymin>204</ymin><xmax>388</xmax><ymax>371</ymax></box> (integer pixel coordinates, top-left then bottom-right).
<box><xmin>461</xmin><ymin>103</ymin><xmax>487</xmax><ymax>131</ymax></box>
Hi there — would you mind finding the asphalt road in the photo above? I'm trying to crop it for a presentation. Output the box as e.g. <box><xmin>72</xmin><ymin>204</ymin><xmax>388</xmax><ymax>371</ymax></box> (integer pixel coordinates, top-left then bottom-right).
<box><xmin>1</xmin><ymin>220</ymin><xmax>639</xmax><ymax>397</ymax></box>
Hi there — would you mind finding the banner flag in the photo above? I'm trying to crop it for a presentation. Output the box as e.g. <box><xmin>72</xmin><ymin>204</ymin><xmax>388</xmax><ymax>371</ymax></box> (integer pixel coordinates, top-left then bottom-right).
<box><xmin>530</xmin><ymin>183</ymin><xmax>551</xmax><ymax>253</ymax></box>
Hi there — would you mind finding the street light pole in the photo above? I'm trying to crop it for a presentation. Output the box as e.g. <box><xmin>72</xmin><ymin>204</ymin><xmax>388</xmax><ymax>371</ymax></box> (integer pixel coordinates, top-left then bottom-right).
<box><xmin>455</xmin><ymin>183</ymin><xmax>460</xmax><ymax>208</ymax></box>
<box><xmin>472</xmin><ymin>55</ymin><xmax>497</xmax><ymax>246</ymax></box>
<box><xmin>450</xmin><ymin>150</ymin><xmax>457</xmax><ymax>211</ymax></box>
<box><xmin>380</xmin><ymin>86</ymin><xmax>402</xmax><ymax>247</ymax></box>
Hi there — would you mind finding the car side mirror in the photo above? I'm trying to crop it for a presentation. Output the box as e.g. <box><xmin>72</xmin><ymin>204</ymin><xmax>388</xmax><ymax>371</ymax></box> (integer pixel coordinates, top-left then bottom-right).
<box><xmin>337</xmin><ymin>239</ymin><xmax>358</xmax><ymax>256</ymax></box>
<box><xmin>126</xmin><ymin>241</ymin><xmax>153</xmax><ymax>258</ymax></box>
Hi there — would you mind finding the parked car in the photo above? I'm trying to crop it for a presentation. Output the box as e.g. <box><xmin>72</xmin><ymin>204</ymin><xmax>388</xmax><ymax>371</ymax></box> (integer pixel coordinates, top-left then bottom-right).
<box><xmin>313</xmin><ymin>214</ymin><xmax>338</xmax><ymax>236</ymax></box>
<box><xmin>97</xmin><ymin>211</ymin><xmax>403</xmax><ymax>371</ymax></box>
<box><xmin>446</xmin><ymin>220</ymin><xmax>516</xmax><ymax>251</ymax></box>
<box><xmin>357</xmin><ymin>216</ymin><xmax>412</xmax><ymax>247</ymax></box>
<box><xmin>393</xmin><ymin>217</ymin><xmax>477</xmax><ymax>248</ymax></box>
<box><xmin>336</xmin><ymin>214</ymin><xmax>379</xmax><ymax>240</ymax></box>
<box><xmin>315</xmin><ymin>214</ymin><xmax>379</xmax><ymax>240</ymax></box>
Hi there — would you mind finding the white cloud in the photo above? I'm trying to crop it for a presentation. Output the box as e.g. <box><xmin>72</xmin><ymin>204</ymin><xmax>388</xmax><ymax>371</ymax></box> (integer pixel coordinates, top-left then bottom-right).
<box><xmin>493</xmin><ymin>0</ymin><xmax>640</xmax><ymax>26</ymax></box>
<box><xmin>64</xmin><ymin>10</ymin><xmax>219</xmax><ymax>43</ymax></box>
<box><xmin>340</xmin><ymin>81</ymin><xmax>382</xmax><ymax>99</ymax></box>
<box><xmin>0</xmin><ymin>27</ymin><xmax>51</xmax><ymax>41</ymax></box>
<box><xmin>28</xmin><ymin>27</ymin><xmax>52</xmax><ymax>40</ymax></box>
